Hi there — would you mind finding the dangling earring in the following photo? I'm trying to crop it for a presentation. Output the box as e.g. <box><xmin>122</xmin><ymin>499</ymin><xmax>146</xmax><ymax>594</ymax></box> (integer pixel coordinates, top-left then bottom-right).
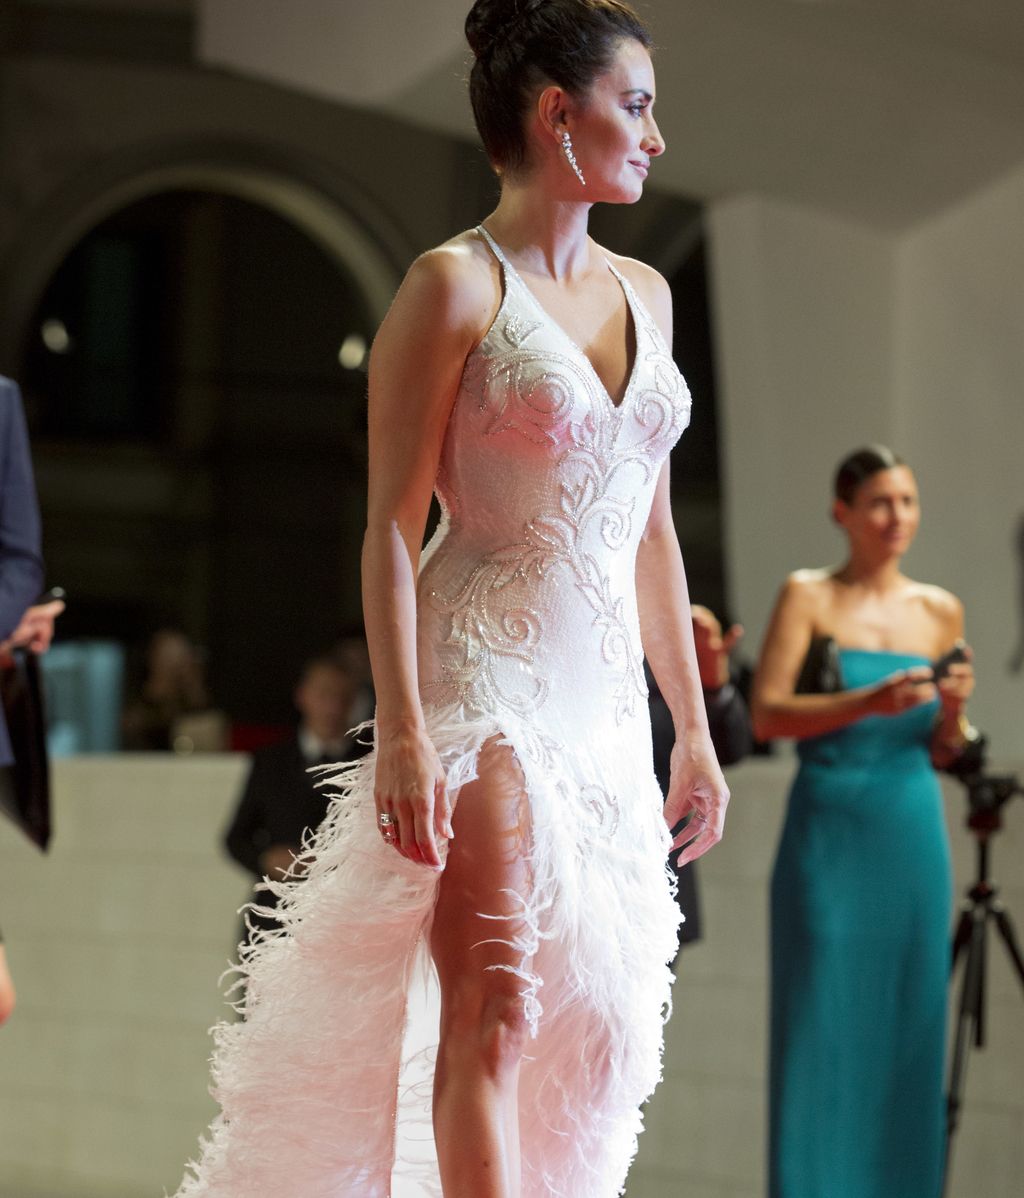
<box><xmin>561</xmin><ymin>130</ymin><xmax>586</xmax><ymax>186</ymax></box>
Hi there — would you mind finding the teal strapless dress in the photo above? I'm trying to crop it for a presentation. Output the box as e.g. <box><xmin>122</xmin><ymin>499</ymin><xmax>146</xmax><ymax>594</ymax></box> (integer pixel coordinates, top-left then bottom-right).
<box><xmin>769</xmin><ymin>650</ymin><xmax>951</xmax><ymax>1198</ymax></box>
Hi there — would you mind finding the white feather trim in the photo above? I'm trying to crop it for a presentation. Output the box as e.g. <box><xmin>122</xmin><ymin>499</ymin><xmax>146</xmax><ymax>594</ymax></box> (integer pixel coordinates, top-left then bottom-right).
<box><xmin>171</xmin><ymin>702</ymin><xmax>680</xmax><ymax>1198</ymax></box>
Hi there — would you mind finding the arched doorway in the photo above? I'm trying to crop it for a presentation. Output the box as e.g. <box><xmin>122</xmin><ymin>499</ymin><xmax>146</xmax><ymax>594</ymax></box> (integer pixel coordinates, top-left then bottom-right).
<box><xmin>18</xmin><ymin>179</ymin><xmax>395</xmax><ymax>728</ymax></box>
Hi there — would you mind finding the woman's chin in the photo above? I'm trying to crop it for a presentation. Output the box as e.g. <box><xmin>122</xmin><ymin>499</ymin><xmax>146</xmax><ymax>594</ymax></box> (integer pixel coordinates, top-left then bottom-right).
<box><xmin>592</xmin><ymin>181</ymin><xmax>646</xmax><ymax>206</ymax></box>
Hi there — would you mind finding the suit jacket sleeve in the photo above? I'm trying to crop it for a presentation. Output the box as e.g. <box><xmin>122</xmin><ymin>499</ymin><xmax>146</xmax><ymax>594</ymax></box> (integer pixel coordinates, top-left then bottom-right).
<box><xmin>0</xmin><ymin>379</ymin><xmax>44</xmax><ymax>639</ymax></box>
<box><xmin>704</xmin><ymin>682</ymin><xmax>753</xmax><ymax>767</ymax></box>
<box><xmin>223</xmin><ymin>758</ymin><xmax>270</xmax><ymax>877</ymax></box>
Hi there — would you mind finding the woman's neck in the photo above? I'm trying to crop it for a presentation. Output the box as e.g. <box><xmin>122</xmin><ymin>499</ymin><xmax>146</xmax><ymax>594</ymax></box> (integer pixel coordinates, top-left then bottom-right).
<box><xmin>835</xmin><ymin>553</ymin><xmax>905</xmax><ymax>593</ymax></box>
<box><xmin>484</xmin><ymin>184</ymin><xmax>595</xmax><ymax>280</ymax></box>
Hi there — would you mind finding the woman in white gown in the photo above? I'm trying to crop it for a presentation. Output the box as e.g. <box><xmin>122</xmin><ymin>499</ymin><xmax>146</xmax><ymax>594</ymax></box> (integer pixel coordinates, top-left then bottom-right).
<box><xmin>173</xmin><ymin>2</ymin><xmax>729</xmax><ymax>1196</ymax></box>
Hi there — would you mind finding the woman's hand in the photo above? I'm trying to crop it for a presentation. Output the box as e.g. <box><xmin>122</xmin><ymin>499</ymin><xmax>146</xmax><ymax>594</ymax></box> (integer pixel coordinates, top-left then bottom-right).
<box><xmin>930</xmin><ymin>649</ymin><xmax>976</xmax><ymax>767</ymax></box>
<box><xmin>865</xmin><ymin>667</ymin><xmax>937</xmax><ymax>716</ymax></box>
<box><xmin>664</xmin><ymin>731</ymin><xmax>729</xmax><ymax>868</ymax></box>
<box><xmin>937</xmin><ymin>659</ymin><xmax>975</xmax><ymax>717</ymax></box>
<box><xmin>374</xmin><ymin>725</ymin><xmax>452</xmax><ymax>870</ymax></box>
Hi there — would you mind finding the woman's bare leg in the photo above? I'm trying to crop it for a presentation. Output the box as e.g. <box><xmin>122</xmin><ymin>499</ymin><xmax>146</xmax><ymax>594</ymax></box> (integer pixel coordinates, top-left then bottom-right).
<box><xmin>430</xmin><ymin>736</ymin><xmax>533</xmax><ymax>1198</ymax></box>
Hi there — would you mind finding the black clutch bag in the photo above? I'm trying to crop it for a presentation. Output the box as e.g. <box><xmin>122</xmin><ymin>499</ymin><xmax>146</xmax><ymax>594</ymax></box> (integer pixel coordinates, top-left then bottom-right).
<box><xmin>0</xmin><ymin>648</ymin><xmax>51</xmax><ymax>850</ymax></box>
<box><xmin>795</xmin><ymin>635</ymin><xmax>844</xmax><ymax>695</ymax></box>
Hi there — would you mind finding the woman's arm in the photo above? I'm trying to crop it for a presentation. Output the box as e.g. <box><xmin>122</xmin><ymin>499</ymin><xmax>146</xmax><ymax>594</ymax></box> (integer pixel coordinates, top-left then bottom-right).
<box><xmin>636</xmin><ymin>466</ymin><xmax>729</xmax><ymax>865</ymax></box>
<box><xmin>928</xmin><ymin>594</ymin><xmax>976</xmax><ymax>769</ymax></box>
<box><xmin>637</xmin><ymin>467</ymin><xmax>711</xmax><ymax>744</ymax></box>
<box><xmin>627</xmin><ymin>263</ymin><xmax>728</xmax><ymax>865</ymax></box>
<box><xmin>363</xmin><ymin>244</ymin><xmax>493</xmax><ymax>868</ymax></box>
<box><xmin>750</xmin><ymin>577</ymin><xmax>936</xmax><ymax>741</ymax></box>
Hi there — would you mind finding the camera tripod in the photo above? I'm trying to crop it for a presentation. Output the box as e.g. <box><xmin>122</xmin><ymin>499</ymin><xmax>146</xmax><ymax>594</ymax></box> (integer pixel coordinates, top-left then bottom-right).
<box><xmin>942</xmin><ymin>769</ymin><xmax>1024</xmax><ymax>1196</ymax></box>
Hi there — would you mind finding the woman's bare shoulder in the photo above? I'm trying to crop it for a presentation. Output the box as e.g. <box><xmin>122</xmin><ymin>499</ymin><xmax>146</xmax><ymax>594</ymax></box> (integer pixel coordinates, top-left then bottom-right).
<box><xmin>758</xmin><ymin>568</ymin><xmax>829</xmax><ymax>621</ymax></box>
<box><xmin>784</xmin><ymin>567</ymin><xmax>835</xmax><ymax>598</ymax></box>
<box><xmin>604</xmin><ymin>250</ymin><xmax>666</xmax><ymax>290</ymax></box>
<box><xmin>404</xmin><ymin>231</ymin><xmax>496</xmax><ymax>299</ymax></box>
<box><xmin>770</xmin><ymin>569</ymin><xmax>834</xmax><ymax>622</ymax></box>
<box><xmin>905</xmin><ymin>580</ymin><xmax>964</xmax><ymax>627</ymax></box>
<box><xmin>389</xmin><ymin>231</ymin><xmax>500</xmax><ymax>337</ymax></box>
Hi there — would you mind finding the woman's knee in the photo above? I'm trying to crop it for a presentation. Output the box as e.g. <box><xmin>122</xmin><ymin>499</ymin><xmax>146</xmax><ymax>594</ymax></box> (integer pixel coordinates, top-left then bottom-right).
<box><xmin>441</xmin><ymin>985</ymin><xmax>531</xmax><ymax>1078</ymax></box>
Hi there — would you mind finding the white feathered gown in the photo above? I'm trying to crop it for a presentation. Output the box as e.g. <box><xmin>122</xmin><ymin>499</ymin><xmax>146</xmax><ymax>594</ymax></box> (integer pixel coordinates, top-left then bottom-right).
<box><xmin>173</xmin><ymin>226</ymin><xmax>692</xmax><ymax>1198</ymax></box>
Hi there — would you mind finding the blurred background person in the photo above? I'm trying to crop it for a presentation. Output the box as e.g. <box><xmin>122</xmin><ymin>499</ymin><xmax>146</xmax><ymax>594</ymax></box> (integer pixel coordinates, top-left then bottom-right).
<box><xmin>687</xmin><ymin>603</ymin><xmax>750</xmax><ymax>762</ymax></box>
<box><xmin>650</xmin><ymin>604</ymin><xmax>750</xmax><ymax>956</ymax></box>
<box><xmin>329</xmin><ymin>631</ymin><xmax>375</xmax><ymax>725</ymax></box>
<box><xmin>223</xmin><ymin>649</ymin><xmax>369</xmax><ymax>949</ymax></box>
<box><xmin>122</xmin><ymin>627</ymin><xmax>222</xmax><ymax>751</ymax></box>
<box><xmin>751</xmin><ymin>445</ymin><xmax>975</xmax><ymax>1198</ymax></box>
<box><xmin>0</xmin><ymin>375</ymin><xmax>58</xmax><ymax>1027</ymax></box>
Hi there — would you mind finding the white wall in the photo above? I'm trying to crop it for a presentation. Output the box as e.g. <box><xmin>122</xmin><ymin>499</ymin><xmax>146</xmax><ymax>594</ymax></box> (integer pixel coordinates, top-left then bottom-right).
<box><xmin>706</xmin><ymin>196</ymin><xmax>896</xmax><ymax>649</ymax></box>
<box><xmin>894</xmin><ymin>163</ymin><xmax>1024</xmax><ymax>758</ymax></box>
<box><xmin>0</xmin><ymin>755</ymin><xmax>251</xmax><ymax>1198</ymax></box>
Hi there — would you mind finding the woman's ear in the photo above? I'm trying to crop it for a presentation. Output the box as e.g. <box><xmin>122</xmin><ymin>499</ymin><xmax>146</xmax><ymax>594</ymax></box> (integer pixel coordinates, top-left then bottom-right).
<box><xmin>535</xmin><ymin>84</ymin><xmax>569</xmax><ymax>141</ymax></box>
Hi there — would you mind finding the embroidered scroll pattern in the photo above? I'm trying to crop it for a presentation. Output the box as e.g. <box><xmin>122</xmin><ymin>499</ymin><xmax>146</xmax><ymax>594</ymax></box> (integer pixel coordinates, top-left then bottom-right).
<box><xmin>426</xmin><ymin>295</ymin><xmax>689</xmax><ymax>726</ymax></box>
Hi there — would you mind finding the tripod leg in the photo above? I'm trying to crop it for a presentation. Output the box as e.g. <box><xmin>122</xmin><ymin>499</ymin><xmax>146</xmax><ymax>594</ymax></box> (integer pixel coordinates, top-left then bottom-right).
<box><xmin>992</xmin><ymin>906</ymin><xmax>1024</xmax><ymax>994</ymax></box>
<box><xmin>950</xmin><ymin>907</ymin><xmax>972</xmax><ymax>971</ymax></box>
<box><xmin>944</xmin><ymin>913</ymin><xmax>986</xmax><ymax>1195</ymax></box>
<box><xmin>976</xmin><ymin>919</ymin><xmax>987</xmax><ymax>1049</ymax></box>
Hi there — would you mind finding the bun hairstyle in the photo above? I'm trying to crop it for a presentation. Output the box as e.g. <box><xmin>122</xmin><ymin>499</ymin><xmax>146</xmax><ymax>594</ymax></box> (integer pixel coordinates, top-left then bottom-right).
<box><xmin>465</xmin><ymin>0</ymin><xmax>652</xmax><ymax>174</ymax></box>
<box><xmin>833</xmin><ymin>445</ymin><xmax>907</xmax><ymax>504</ymax></box>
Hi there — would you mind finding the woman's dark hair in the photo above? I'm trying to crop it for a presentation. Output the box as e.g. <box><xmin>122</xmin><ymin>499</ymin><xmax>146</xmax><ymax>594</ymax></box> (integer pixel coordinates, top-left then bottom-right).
<box><xmin>465</xmin><ymin>0</ymin><xmax>652</xmax><ymax>174</ymax></box>
<box><xmin>833</xmin><ymin>445</ymin><xmax>907</xmax><ymax>504</ymax></box>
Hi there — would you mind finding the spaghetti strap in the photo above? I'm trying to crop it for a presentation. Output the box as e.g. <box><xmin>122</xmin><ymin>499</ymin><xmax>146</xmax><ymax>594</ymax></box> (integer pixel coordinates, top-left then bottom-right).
<box><xmin>476</xmin><ymin>222</ymin><xmax>510</xmax><ymax>267</ymax></box>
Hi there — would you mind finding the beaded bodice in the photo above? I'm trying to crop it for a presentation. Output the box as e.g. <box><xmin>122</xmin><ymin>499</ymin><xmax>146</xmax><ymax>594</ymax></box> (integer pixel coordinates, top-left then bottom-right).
<box><xmin>417</xmin><ymin>226</ymin><xmax>691</xmax><ymax>733</ymax></box>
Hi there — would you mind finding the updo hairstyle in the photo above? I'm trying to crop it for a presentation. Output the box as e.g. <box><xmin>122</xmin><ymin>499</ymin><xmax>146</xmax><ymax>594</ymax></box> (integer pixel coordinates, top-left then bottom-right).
<box><xmin>833</xmin><ymin>445</ymin><xmax>907</xmax><ymax>505</ymax></box>
<box><xmin>465</xmin><ymin>0</ymin><xmax>652</xmax><ymax>175</ymax></box>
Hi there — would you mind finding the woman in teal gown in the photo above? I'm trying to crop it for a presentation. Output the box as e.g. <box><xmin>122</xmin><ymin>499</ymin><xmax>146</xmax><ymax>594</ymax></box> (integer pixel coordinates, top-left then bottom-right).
<box><xmin>752</xmin><ymin>446</ymin><xmax>976</xmax><ymax>1198</ymax></box>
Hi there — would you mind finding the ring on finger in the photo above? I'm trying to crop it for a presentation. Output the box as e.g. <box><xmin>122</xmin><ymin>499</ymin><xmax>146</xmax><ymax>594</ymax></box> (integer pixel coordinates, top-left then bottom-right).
<box><xmin>379</xmin><ymin>812</ymin><xmax>398</xmax><ymax>844</ymax></box>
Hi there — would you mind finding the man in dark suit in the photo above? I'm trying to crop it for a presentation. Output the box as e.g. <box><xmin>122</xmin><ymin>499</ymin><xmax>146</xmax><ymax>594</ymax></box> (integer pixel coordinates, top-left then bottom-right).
<box><xmin>0</xmin><ymin>378</ymin><xmax>45</xmax><ymax>733</ymax></box>
<box><xmin>224</xmin><ymin>652</ymin><xmax>370</xmax><ymax>947</ymax></box>
<box><xmin>0</xmin><ymin>376</ymin><xmax>47</xmax><ymax>1025</ymax></box>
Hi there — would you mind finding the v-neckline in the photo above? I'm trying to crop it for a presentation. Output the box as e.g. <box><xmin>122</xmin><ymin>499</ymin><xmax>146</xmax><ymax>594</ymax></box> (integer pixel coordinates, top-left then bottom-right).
<box><xmin>478</xmin><ymin>225</ymin><xmax>640</xmax><ymax>412</ymax></box>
